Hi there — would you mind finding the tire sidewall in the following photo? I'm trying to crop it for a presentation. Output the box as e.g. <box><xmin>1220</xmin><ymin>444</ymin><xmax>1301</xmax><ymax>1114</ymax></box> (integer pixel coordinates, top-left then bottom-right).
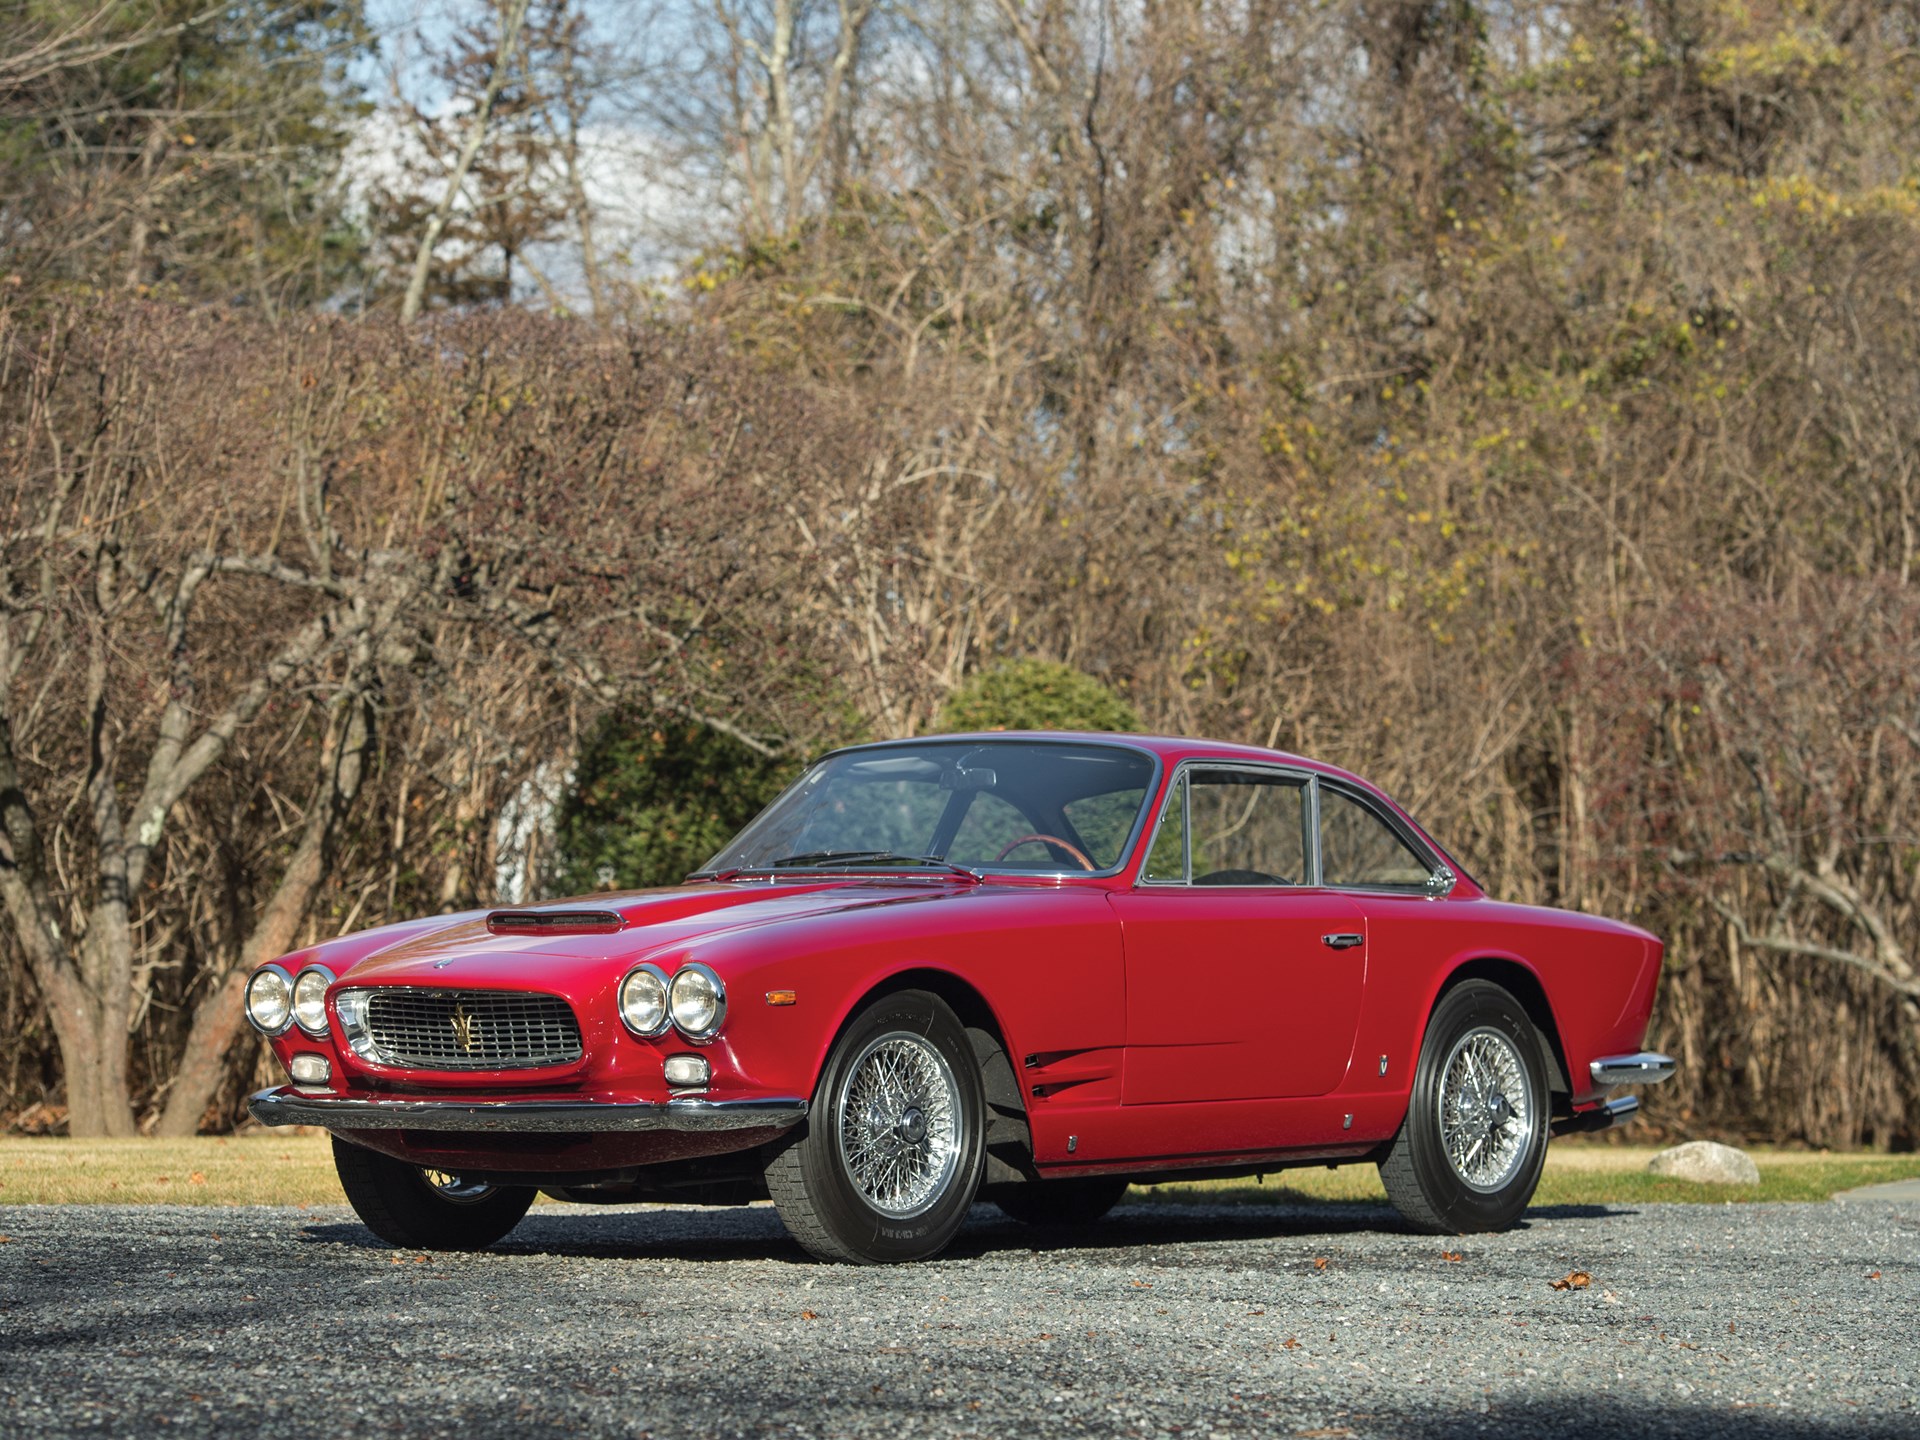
<box><xmin>331</xmin><ymin>1135</ymin><xmax>534</xmax><ymax>1251</ymax></box>
<box><xmin>801</xmin><ymin>989</ymin><xmax>985</xmax><ymax>1263</ymax></box>
<box><xmin>1405</xmin><ymin>981</ymin><xmax>1549</xmax><ymax>1232</ymax></box>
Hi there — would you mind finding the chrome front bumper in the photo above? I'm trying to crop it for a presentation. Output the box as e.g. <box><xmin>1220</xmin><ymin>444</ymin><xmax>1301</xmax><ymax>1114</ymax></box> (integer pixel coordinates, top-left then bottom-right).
<box><xmin>248</xmin><ymin>1088</ymin><xmax>808</xmax><ymax>1134</ymax></box>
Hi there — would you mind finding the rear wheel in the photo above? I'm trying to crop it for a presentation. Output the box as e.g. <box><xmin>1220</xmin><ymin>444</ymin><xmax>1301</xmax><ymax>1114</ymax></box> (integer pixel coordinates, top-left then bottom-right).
<box><xmin>1379</xmin><ymin>980</ymin><xmax>1548</xmax><ymax>1234</ymax></box>
<box><xmin>331</xmin><ymin>1136</ymin><xmax>535</xmax><ymax>1251</ymax></box>
<box><xmin>991</xmin><ymin>1176</ymin><xmax>1129</xmax><ymax>1228</ymax></box>
<box><xmin>765</xmin><ymin>989</ymin><xmax>984</xmax><ymax>1263</ymax></box>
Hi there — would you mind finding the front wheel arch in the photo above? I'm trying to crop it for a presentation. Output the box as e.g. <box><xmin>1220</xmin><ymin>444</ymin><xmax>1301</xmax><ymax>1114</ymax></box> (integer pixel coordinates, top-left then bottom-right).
<box><xmin>815</xmin><ymin>966</ymin><xmax>1034</xmax><ymax>1178</ymax></box>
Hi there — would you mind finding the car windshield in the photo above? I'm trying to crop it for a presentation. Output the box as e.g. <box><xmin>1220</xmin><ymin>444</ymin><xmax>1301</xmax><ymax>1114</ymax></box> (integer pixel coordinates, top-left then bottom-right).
<box><xmin>696</xmin><ymin>739</ymin><xmax>1158</xmax><ymax>876</ymax></box>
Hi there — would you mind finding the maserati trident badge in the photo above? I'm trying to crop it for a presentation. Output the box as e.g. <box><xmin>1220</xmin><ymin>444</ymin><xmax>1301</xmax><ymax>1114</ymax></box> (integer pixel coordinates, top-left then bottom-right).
<box><xmin>450</xmin><ymin>1003</ymin><xmax>478</xmax><ymax>1053</ymax></box>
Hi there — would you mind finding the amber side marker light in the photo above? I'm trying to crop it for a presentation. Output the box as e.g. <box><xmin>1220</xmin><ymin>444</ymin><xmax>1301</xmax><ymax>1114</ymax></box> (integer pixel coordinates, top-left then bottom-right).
<box><xmin>765</xmin><ymin>990</ymin><xmax>797</xmax><ymax>1007</ymax></box>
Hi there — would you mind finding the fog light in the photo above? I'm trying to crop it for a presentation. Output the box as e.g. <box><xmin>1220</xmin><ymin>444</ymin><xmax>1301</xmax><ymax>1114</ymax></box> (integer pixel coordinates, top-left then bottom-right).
<box><xmin>663</xmin><ymin>1054</ymin><xmax>711</xmax><ymax>1090</ymax></box>
<box><xmin>289</xmin><ymin>1053</ymin><xmax>331</xmax><ymax>1086</ymax></box>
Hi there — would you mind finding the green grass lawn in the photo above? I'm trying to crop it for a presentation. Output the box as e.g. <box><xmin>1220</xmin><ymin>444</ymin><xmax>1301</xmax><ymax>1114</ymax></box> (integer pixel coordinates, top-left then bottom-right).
<box><xmin>3</xmin><ymin>1131</ymin><xmax>1916</xmax><ymax>1210</ymax></box>
<box><xmin>1129</xmin><ymin>1143</ymin><xmax>1920</xmax><ymax>1209</ymax></box>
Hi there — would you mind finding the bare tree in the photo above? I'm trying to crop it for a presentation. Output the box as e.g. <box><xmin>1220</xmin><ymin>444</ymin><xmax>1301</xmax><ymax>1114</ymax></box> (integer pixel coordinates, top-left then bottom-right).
<box><xmin>401</xmin><ymin>0</ymin><xmax>536</xmax><ymax>321</ymax></box>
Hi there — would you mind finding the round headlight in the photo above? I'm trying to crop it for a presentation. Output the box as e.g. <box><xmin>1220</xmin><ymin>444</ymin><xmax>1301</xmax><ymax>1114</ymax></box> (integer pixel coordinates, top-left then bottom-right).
<box><xmin>668</xmin><ymin>963</ymin><xmax>726</xmax><ymax>1042</ymax></box>
<box><xmin>292</xmin><ymin>966</ymin><xmax>334</xmax><ymax>1036</ymax></box>
<box><xmin>246</xmin><ymin>966</ymin><xmax>293</xmax><ymax>1035</ymax></box>
<box><xmin>618</xmin><ymin>964</ymin><xmax>671</xmax><ymax>1037</ymax></box>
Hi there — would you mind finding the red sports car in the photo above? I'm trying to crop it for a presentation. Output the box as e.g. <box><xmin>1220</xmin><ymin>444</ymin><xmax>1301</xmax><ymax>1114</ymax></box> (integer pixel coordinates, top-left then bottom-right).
<box><xmin>246</xmin><ymin>733</ymin><xmax>1674</xmax><ymax>1263</ymax></box>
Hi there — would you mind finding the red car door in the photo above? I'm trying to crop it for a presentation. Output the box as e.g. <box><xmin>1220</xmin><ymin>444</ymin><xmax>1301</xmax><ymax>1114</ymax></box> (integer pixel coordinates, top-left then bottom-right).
<box><xmin>1113</xmin><ymin>765</ymin><xmax>1369</xmax><ymax>1103</ymax></box>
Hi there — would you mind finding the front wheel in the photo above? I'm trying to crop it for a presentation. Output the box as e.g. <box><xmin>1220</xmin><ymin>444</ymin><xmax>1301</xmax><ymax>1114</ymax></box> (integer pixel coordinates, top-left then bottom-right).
<box><xmin>765</xmin><ymin>989</ymin><xmax>985</xmax><ymax>1263</ymax></box>
<box><xmin>332</xmin><ymin>1136</ymin><xmax>535</xmax><ymax>1251</ymax></box>
<box><xmin>1379</xmin><ymin>980</ymin><xmax>1549</xmax><ymax>1234</ymax></box>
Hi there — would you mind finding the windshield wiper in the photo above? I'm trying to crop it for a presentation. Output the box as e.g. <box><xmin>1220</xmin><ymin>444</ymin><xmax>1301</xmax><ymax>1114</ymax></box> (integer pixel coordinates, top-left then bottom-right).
<box><xmin>768</xmin><ymin>850</ymin><xmax>980</xmax><ymax>879</ymax></box>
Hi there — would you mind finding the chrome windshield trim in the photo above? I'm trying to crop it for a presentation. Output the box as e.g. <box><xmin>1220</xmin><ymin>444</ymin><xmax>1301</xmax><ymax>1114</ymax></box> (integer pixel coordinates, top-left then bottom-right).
<box><xmin>247</xmin><ymin>1089</ymin><xmax>808</xmax><ymax>1133</ymax></box>
<box><xmin>1589</xmin><ymin>1052</ymin><xmax>1677</xmax><ymax>1086</ymax></box>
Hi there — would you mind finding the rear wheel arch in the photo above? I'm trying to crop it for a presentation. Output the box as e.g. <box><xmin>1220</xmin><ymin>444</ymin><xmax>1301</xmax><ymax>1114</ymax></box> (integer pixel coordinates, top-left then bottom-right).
<box><xmin>1436</xmin><ymin>957</ymin><xmax>1572</xmax><ymax>1107</ymax></box>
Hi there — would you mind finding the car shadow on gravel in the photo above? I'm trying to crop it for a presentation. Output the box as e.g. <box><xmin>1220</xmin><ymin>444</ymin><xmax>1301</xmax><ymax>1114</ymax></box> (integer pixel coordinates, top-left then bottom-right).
<box><xmin>295</xmin><ymin>1199</ymin><xmax>1638</xmax><ymax>1263</ymax></box>
<box><xmin>1399</xmin><ymin>1395</ymin><xmax>1912</xmax><ymax>1440</ymax></box>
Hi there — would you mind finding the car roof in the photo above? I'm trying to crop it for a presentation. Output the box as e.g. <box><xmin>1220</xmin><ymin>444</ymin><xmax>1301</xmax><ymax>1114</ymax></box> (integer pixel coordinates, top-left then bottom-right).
<box><xmin>825</xmin><ymin>731</ymin><xmax>1370</xmax><ymax>787</ymax></box>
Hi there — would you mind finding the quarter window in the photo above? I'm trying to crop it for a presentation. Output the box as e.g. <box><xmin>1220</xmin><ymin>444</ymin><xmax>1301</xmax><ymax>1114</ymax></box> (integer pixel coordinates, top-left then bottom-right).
<box><xmin>1319</xmin><ymin>787</ymin><xmax>1432</xmax><ymax>889</ymax></box>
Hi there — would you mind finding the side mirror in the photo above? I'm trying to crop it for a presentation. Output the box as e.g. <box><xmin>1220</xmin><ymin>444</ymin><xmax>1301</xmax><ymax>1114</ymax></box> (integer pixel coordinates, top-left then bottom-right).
<box><xmin>1425</xmin><ymin>865</ymin><xmax>1456</xmax><ymax>900</ymax></box>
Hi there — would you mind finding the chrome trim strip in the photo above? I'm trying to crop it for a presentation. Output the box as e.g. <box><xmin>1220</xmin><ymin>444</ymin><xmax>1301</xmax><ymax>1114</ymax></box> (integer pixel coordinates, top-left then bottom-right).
<box><xmin>246</xmin><ymin>1088</ymin><xmax>808</xmax><ymax>1134</ymax></box>
<box><xmin>1589</xmin><ymin>1052</ymin><xmax>1677</xmax><ymax>1086</ymax></box>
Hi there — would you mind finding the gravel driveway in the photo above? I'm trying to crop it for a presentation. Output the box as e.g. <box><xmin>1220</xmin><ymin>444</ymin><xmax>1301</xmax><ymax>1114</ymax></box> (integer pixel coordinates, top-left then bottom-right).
<box><xmin>2</xmin><ymin>1194</ymin><xmax>1914</xmax><ymax>1438</ymax></box>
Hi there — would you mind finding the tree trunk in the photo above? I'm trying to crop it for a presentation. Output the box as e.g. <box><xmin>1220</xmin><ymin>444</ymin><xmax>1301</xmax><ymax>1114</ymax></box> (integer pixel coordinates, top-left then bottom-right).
<box><xmin>43</xmin><ymin>979</ymin><xmax>136</xmax><ymax>1136</ymax></box>
<box><xmin>155</xmin><ymin>685</ymin><xmax>374</xmax><ymax>1136</ymax></box>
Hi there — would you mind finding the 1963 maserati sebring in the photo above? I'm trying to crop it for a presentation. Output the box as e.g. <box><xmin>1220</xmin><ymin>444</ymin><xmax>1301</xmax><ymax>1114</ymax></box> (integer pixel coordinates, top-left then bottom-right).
<box><xmin>246</xmin><ymin>733</ymin><xmax>1674</xmax><ymax>1263</ymax></box>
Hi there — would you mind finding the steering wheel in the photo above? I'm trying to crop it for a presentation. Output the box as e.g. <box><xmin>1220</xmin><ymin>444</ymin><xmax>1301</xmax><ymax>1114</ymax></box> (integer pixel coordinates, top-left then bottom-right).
<box><xmin>991</xmin><ymin>833</ymin><xmax>1096</xmax><ymax>870</ymax></box>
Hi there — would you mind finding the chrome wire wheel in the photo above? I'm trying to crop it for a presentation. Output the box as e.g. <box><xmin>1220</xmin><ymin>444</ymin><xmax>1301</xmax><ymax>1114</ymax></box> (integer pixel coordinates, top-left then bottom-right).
<box><xmin>419</xmin><ymin>1169</ymin><xmax>496</xmax><ymax>1205</ymax></box>
<box><xmin>834</xmin><ymin>1030</ymin><xmax>963</xmax><ymax>1219</ymax></box>
<box><xmin>1435</xmin><ymin>1025</ymin><xmax>1533</xmax><ymax>1194</ymax></box>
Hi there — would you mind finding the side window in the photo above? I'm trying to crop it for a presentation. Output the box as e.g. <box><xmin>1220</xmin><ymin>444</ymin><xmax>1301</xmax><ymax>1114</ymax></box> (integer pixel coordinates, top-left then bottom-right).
<box><xmin>947</xmin><ymin>793</ymin><xmax>1038</xmax><ymax>866</ymax></box>
<box><xmin>1188</xmin><ymin>770</ymin><xmax>1307</xmax><ymax>885</ymax></box>
<box><xmin>1142</xmin><ymin>774</ymin><xmax>1187</xmax><ymax>881</ymax></box>
<box><xmin>1319</xmin><ymin>787</ymin><xmax>1432</xmax><ymax>888</ymax></box>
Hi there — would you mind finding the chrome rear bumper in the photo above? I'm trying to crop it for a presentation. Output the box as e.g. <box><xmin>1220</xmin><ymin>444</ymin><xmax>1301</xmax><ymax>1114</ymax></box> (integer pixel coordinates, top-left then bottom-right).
<box><xmin>248</xmin><ymin>1088</ymin><xmax>807</xmax><ymax>1134</ymax></box>
<box><xmin>1590</xmin><ymin>1051</ymin><xmax>1677</xmax><ymax>1086</ymax></box>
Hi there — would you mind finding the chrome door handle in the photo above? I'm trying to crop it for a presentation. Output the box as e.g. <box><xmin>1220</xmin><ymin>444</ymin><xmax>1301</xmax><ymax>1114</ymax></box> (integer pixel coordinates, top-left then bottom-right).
<box><xmin>1321</xmin><ymin>933</ymin><xmax>1364</xmax><ymax>951</ymax></box>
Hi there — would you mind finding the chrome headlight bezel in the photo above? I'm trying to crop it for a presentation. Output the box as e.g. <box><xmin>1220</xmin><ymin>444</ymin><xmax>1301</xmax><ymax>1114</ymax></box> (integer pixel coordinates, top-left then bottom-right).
<box><xmin>291</xmin><ymin>964</ymin><xmax>337</xmax><ymax>1038</ymax></box>
<box><xmin>668</xmin><ymin>963</ymin><xmax>727</xmax><ymax>1044</ymax></box>
<box><xmin>245</xmin><ymin>964</ymin><xmax>296</xmax><ymax>1036</ymax></box>
<box><xmin>618</xmin><ymin>963</ymin><xmax>673</xmax><ymax>1039</ymax></box>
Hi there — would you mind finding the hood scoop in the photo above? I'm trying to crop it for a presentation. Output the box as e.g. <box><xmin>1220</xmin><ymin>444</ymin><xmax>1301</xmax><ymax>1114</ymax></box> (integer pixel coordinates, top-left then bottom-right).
<box><xmin>485</xmin><ymin>909</ymin><xmax>625</xmax><ymax>936</ymax></box>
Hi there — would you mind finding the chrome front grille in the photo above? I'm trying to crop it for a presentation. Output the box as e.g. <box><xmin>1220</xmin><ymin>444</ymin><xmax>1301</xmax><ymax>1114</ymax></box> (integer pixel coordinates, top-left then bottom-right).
<box><xmin>360</xmin><ymin>988</ymin><xmax>582</xmax><ymax>1071</ymax></box>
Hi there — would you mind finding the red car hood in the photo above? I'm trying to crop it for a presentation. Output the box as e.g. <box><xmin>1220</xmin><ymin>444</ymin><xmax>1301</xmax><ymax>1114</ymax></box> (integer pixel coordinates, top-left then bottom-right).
<box><xmin>337</xmin><ymin>879</ymin><xmax>972</xmax><ymax>986</ymax></box>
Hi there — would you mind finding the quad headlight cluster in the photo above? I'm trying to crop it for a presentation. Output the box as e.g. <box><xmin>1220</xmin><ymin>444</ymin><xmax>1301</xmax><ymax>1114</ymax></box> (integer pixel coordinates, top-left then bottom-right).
<box><xmin>245</xmin><ymin>963</ymin><xmax>336</xmax><ymax>1038</ymax></box>
<box><xmin>619</xmin><ymin>961</ymin><xmax>727</xmax><ymax>1044</ymax></box>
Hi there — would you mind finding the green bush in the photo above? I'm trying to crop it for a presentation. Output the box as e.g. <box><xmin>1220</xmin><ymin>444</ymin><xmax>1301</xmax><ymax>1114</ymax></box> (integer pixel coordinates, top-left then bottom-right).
<box><xmin>549</xmin><ymin>717</ymin><xmax>801</xmax><ymax>893</ymax></box>
<box><xmin>933</xmin><ymin>659</ymin><xmax>1140</xmax><ymax>734</ymax></box>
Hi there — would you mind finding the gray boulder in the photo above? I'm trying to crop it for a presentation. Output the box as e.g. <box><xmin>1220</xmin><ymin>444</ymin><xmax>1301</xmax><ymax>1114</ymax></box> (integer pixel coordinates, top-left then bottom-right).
<box><xmin>1647</xmin><ymin>1140</ymin><xmax>1761</xmax><ymax>1185</ymax></box>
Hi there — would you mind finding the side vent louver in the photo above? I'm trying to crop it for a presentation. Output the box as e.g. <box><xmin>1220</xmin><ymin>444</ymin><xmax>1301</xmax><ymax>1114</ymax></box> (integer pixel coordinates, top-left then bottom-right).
<box><xmin>485</xmin><ymin>910</ymin><xmax>625</xmax><ymax>935</ymax></box>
